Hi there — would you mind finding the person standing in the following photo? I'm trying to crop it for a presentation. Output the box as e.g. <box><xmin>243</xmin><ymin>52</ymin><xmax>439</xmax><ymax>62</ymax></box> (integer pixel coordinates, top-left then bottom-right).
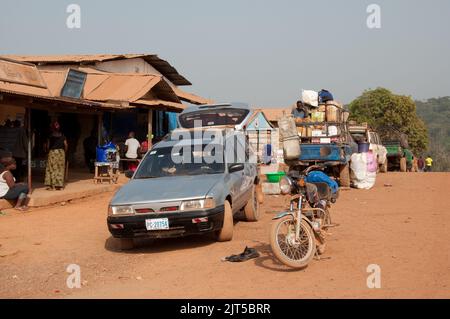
<box><xmin>0</xmin><ymin>158</ymin><xmax>29</xmax><ymax>211</ymax></box>
<box><xmin>44</xmin><ymin>122</ymin><xmax>68</xmax><ymax>190</ymax></box>
<box><xmin>417</xmin><ymin>156</ymin><xmax>425</xmax><ymax>172</ymax></box>
<box><xmin>125</xmin><ymin>132</ymin><xmax>140</xmax><ymax>159</ymax></box>
<box><xmin>124</xmin><ymin>132</ymin><xmax>140</xmax><ymax>171</ymax></box>
<box><xmin>425</xmin><ymin>155</ymin><xmax>433</xmax><ymax>172</ymax></box>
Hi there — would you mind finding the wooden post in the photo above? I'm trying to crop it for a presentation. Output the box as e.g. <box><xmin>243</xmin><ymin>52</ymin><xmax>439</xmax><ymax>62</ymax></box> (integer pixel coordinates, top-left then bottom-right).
<box><xmin>97</xmin><ymin>113</ymin><xmax>103</xmax><ymax>145</ymax></box>
<box><xmin>27</xmin><ymin>106</ymin><xmax>32</xmax><ymax>193</ymax></box>
<box><xmin>147</xmin><ymin>109</ymin><xmax>153</xmax><ymax>148</ymax></box>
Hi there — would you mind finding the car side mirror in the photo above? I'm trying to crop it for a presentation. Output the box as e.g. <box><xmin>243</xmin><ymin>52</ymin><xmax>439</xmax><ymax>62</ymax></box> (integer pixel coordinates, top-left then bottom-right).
<box><xmin>124</xmin><ymin>170</ymin><xmax>134</xmax><ymax>178</ymax></box>
<box><xmin>228</xmin><ymin>163</ymin><xmax>244</xmax><ymax>173</ymax></box>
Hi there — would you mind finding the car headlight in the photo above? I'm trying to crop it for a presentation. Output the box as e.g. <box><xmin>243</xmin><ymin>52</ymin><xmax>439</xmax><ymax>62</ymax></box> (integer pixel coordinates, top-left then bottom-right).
<box><xmin>279</xmin><ymin>176</ymin><xmax>293</xmax><ymax>195</ymax></box>
<box><xmin>108</xmin><ymin>205</ymin><xmax>134</xmax><ymax>216</ymax></box>
<box><xmin>180</xmin><ymin>198</ymin><xmax>216</xmax><ymax>211</ymax></box>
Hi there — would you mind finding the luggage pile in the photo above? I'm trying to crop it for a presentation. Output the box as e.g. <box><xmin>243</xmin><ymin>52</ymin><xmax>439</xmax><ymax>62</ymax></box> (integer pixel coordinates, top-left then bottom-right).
<box><xmin>293</xmin><ymin>89</ymin><xmax>349</xmax><ymax>144</ymax></box>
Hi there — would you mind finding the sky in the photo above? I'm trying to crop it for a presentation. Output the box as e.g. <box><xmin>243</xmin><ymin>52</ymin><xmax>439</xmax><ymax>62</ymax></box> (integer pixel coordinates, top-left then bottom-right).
<box><xmin>1</xmin><ymin>0</ymin><xmax>449</xmax><ymax>106</ymax></box>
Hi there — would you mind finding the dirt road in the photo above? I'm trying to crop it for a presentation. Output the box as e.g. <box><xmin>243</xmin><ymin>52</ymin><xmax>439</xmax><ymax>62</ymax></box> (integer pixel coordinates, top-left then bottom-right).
<box><xmin>1</xmin><ymin>173</ymin><xmax>449</xmax><ymax>298</ymax></box>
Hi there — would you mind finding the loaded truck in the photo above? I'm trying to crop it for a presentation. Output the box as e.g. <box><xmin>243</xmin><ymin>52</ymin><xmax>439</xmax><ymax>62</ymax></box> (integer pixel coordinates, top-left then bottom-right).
<box><xmin>348</xmin><ymin>122</ymin><xmax>388</xmax><ymax>173</ymax></box>
<box><xmin>279</xmin><ymin>101</ymin><xmax>356</xmax><ymax>187</ymax></box>
<box><xmin>384</xmin><ymin>141</ymin><xmax>414</xmax><ymax>172</ymax></box>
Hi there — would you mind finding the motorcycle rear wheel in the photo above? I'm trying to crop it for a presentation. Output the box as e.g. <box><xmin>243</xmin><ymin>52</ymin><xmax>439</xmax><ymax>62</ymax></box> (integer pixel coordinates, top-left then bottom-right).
<box><xmin>270</xmin><ymin>216</ymin><xmax>316</xmax><ymax>269</ymax></box>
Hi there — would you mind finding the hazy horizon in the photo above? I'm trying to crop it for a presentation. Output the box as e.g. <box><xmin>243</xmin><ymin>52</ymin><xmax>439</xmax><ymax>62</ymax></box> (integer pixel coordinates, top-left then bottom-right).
<box><xmin>1</xmin><ymin>0</ymin><xmax>449</xmax><ymax>106</ymax></box>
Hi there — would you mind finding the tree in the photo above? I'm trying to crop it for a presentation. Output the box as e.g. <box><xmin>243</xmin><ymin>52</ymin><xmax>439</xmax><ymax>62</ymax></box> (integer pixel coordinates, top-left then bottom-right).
<box><xmin>348</xmin><ymin>88</ymin><xmax>428</xmax><ymax>154</ymax></box>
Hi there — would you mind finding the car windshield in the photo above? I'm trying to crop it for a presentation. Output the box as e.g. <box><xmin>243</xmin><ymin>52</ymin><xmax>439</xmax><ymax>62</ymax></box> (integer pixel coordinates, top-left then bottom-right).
<box><xmin>179</xmin><ymin>108</ymin><xmax>249</xmax><ymax>128</ymax></box>
<box><xmin>134</xmin><ymin>145</ymin><xmax>225</xmax><ymax>179</ymax></box>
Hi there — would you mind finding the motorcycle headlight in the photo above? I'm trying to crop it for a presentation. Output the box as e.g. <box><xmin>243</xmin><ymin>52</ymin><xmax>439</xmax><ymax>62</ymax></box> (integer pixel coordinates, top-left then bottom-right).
<box><xmin>279</xmin><ymin>176</ymin><xmax>293</xmax><ymax>195</ymax></box>
<box><xmin>108</xmin><ymin>205</ymin><xmax>134</xmax><ymax>216</ymax></box>
<box><xmin>180</xmin><ymin>198</ymin><xmax>216</xmax><ymax>211</ymax></box>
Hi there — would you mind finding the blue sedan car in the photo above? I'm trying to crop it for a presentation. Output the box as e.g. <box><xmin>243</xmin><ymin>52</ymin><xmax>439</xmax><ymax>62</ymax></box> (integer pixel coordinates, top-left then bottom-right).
<box><xmin>107</xmin><ymin>127</ymin><xmax>261</xmax><ymax>249</ymax></box>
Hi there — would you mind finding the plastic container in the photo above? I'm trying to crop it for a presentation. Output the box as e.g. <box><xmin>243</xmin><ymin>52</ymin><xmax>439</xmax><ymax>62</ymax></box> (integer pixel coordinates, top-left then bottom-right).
<box><xmin>326</xmin><ymin>105</ymin><xmax>339</xmax><ymax>122</ymax></box>
<box><xmin>358</xmin><ymin>142</ymin><xmax>370</xmax><ymax>153</ymax></box>
<box><xmin>96</xmin><ymin>142</ymin><xmax>117</xmax><ymax>162</ymax></box>
<box><xmin>282</xmin><ymin>136</ymin><xmax>301</xmax><ymax>160</ymax></box>
<box><xmin>278</xmin><ymin>116</ymin><xmax>297</xmax><ymax>139</ymax></box>
<box><xmin>265</xmin><ymin>171</ymin><xmax>286</xmax><ymax>183</ymax></box>
<box><xmin>311</xmin><ymin>111</ymin><xmax>325</xmax><ymax>122</ymax></box>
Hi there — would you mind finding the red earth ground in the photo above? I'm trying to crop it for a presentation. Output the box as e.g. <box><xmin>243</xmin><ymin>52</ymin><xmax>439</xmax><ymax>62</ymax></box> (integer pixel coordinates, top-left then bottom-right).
<box><xmin>0</xmin><ymin>172</ymin><xmax>449</xmax><ymax>298</ymax></box>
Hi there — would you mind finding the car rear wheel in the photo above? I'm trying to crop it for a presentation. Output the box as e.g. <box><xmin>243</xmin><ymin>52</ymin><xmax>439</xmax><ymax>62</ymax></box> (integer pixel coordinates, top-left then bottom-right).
<box><xmin>216</xmin><ymin>200</ymin><xmax>233</xmax><ymax>242</ymax></box>
<box><xmin>244</xmin><ymin>184</ymin><xmax>260</xmax><ymax>222</ymax></box>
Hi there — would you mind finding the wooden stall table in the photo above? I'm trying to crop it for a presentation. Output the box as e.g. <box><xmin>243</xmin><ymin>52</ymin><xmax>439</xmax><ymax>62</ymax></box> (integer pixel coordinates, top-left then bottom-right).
<box><xmin>94</xmin><ymin>162</ymin><xmax>120</xmax><ymax>184</ymax></box>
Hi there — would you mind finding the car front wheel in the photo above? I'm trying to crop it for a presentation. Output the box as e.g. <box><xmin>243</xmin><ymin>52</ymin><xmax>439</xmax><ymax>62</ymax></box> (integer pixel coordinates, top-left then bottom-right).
<box><xmin>215</xmin><ymin>200</ymin><xmax>233</xmax><ymax>242</ymax></box>
<box><xmin>244</xmin><ymin>184</ymin><xmax>260</xmax><ymax>222</ymax></box>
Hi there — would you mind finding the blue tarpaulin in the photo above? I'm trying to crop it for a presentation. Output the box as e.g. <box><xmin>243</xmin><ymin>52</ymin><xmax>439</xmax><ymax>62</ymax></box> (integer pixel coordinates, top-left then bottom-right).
<box><xmin>306</xmin><ymin>171</ymin><xmax>339</xmax><ymax>194</ymax></box>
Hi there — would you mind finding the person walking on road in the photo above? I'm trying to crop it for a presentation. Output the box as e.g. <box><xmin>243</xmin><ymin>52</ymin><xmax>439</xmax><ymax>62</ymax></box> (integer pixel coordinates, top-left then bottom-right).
<box><xmin>424</xmin><ymin>155</ymin><xmax>433</xmax><ymax>172</ymax></box>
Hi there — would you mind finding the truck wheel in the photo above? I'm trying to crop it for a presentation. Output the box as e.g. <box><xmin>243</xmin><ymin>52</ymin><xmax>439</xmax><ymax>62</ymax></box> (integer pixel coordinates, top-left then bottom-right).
<box><xmin>380</xmin><ymin>159</ymin><xmax>388</xmax><ymax>173</ymax></box>
<box><xmin>400</xmin><ymin>157</ymin><xmax>407</xmax><ymax>172</ymax></box>
<box><xmin>118</xmin><ymin>238</ymin><xmax>134</xmax><ymax>250</ymax></box>
<box><xmin>339</xmin><ymin>163</ymin><xmax>351</xmax><ymax>187</ymax></box>
<box><xmin>244</xmin><ymin>185</ymin><xmax>260</xmax><ymax>222</ymax></box>
<box><xmin>216</xmin><ymin>200</ymin><xmax>233</xmax><ymax>242</ymax></box>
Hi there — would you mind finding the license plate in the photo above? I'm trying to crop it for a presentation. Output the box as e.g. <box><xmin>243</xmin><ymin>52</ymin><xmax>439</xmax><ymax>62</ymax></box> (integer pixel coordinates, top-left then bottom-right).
<box><xmin>145</xmin><ymin>218</ymin><xmax>169</xmax><ymax>230</ymax></box>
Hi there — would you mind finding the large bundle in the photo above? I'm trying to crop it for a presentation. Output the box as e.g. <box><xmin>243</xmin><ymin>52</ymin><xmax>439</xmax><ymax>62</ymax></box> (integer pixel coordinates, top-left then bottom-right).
<box><xmin>350</xmin><ymin>152</ymin><xmax>377</xmax><ymax>189</ymax></box>
<box><xmin>278</xmin><ymin>115</ymin><xmax>301</xmax><ymax>160</ymax></box>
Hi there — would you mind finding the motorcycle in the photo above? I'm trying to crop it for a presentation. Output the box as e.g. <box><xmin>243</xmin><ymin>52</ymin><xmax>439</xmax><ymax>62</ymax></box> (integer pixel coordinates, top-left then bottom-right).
<box><xmin>269</xmin><ymin>165</ymin><xmax>338</xmax><ymax>269</ymax></box>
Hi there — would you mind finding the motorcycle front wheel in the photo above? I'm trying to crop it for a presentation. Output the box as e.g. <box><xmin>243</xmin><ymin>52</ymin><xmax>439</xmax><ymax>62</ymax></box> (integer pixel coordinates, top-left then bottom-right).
<box><xmin>270</xmin><ymin>216</ymin><xmax>316</xmax><ymax>269</ymax></box>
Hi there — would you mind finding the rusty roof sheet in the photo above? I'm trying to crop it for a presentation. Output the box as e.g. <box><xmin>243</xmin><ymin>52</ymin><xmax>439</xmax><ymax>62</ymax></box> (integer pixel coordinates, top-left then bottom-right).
<box><xmin>38</xmin><ymin>68</ymin><xmax>181</xmax><ymax>104</ymax></box>
<box><xmin>133</xmin><ymin>99</ymin><xmax>186</xmax><ymax>112</ymax></box>
<box><xmin>173</xmin><ymin>87</ymin><xmax>213</xmax><ymax>105</ymax></box>
<box><xmin>1</xmin><ymin>54</ymin><xmax>192</xmax><ymax>86</ymax></box>
<box><xmin>257</xmin><ymin>107</ymin><xmax>292</xmax><ymax>122</ymax></box>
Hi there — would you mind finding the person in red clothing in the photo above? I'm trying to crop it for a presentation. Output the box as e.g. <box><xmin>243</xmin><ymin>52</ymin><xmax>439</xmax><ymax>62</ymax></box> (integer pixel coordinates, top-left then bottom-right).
<box><xmin>417</xmin><ymin>156</ymin><xmax>425</xmax><ymax>172</ymax></box>
<box><xmin>139</xmin><ymin>134</ymin><xmax>153</xmax><ymax>157</ymax></box>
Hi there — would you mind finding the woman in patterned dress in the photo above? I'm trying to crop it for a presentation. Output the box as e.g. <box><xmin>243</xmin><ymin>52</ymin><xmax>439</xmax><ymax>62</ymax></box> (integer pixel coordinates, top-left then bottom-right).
<box><xmin>44</xmin><ymin>121</ymin><xmax>68</xmax><ymax>190</ymax></box>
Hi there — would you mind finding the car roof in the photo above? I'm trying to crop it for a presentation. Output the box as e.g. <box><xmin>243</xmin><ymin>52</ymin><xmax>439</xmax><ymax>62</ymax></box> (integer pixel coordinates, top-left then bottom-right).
<box><xmin>153</xmin><ymin>128</ymin><xmax>241</xmax><ymax>149</ymax></box>
<box><xmin>180</xmin><ymin>102</ymin><xmax>250</xmax><ymax>114</ymax></box>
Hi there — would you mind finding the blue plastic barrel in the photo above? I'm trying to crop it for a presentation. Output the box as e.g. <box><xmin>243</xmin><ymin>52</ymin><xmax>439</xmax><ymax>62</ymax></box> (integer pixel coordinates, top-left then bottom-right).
<box><xmin>358</xmin><ymin>142</ymin><xmax>370</xmax><ymax>153</ymax></box>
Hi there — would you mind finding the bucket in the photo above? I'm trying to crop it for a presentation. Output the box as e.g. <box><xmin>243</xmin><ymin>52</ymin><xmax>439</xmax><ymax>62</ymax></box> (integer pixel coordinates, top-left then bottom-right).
<box><xmin>358</xmin><ymin>142</ymin><xmax>370</xmax><ymax>153</ymax></box>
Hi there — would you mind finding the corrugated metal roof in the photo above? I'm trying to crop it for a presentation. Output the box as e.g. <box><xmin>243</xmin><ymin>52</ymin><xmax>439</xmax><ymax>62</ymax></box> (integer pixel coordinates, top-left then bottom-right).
<box><xmin>1</xmin><ymin>54</ymin><xmax>192</xmax><ymax>86</ymax></box>
<box><xmin>38</xmin><ymin>69</ymin><xmax>181</xmax><ymax>104</ymax></box>
<box><xmin>173</xmin><ymin>87</ymin><xmax>213</xmax><ymax>105</ymax></box>
<box><xmin>133</xmin><ymin>99</ymin><xmax>186</xmax><ymax>112</ymax></box>
<box><xmin>256</xmin><ymin>107</ymin><xmax>291</xmax><ymax>122</ymax></box>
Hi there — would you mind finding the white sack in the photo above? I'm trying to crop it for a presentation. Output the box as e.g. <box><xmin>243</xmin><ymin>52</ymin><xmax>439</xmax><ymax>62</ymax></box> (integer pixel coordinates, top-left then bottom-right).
<box><xmin>302</xmin><ymin>90</ymin><xmax>319</xmax><ymax>107</ymax></box>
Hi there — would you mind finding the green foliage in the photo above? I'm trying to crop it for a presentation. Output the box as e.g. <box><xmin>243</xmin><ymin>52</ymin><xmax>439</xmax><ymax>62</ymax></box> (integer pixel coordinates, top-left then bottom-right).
<box><xmin>348</xmin><ymin>88</ymin><xmax>428</xmax><ymax>155</ymax></box>
<box><xmin>416</xmin><ymin>97</ymin><xmax>450</xmax><ymax>171</ymax></box>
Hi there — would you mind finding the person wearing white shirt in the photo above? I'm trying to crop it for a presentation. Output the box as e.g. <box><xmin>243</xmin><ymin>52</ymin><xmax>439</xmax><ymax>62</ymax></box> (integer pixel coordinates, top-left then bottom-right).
<box><xmin>124</xmin><ymin>132</ymin><xmax>141</xmax><ymax>159</ymax></box>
